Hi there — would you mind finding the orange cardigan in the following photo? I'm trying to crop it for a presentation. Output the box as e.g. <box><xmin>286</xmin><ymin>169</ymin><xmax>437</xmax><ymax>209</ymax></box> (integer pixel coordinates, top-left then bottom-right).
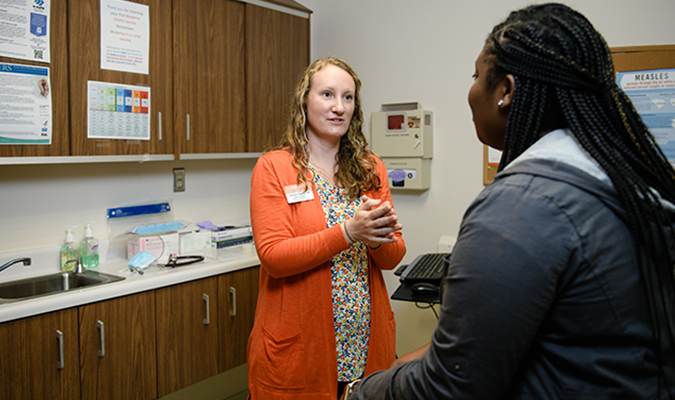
<box><xmin>247</xmin><ymin>150</ymin><xmax>406</xmax><ymax>400</ymax></box>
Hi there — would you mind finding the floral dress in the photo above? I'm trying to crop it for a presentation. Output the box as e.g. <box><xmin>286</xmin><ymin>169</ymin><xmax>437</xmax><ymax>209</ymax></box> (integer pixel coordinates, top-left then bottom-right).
<box><xmin>312</xmin><ymin>167</ymin><xmax>371</xmax><ymax>382</ymax></box>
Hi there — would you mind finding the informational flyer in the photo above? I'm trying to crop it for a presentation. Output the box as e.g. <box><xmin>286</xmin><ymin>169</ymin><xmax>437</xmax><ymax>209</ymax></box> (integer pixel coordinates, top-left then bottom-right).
<box><xmin>0</xmin><ymin>0</ymin><xmax>50</xmax><ymax>62</ymax></box>
<box><xmin>0</xmin><ymin>62</ymin><xmax>52</xmax><ymax>144</ymax></box>
<box><xmin>100</xmin><ymin>0</ymin><xmax>149</xmax><ymax>74</ymax></box>
<box><xmin>87</xmin><ymin>81</ymin><xmax>150</xmax><ymax>140</ymax></box>
<box><xmin>617</xmin><ymin>68</ymin><xmax>675</xmax><ymax>164</ymax></box>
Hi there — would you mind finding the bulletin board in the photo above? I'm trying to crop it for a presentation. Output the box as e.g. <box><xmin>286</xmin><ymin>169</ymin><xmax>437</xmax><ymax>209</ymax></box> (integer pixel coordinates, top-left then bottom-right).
<box><xmin>483</xmin><ymin>44</ymin><xmax>675</xmax><ymax>186</ymax></box>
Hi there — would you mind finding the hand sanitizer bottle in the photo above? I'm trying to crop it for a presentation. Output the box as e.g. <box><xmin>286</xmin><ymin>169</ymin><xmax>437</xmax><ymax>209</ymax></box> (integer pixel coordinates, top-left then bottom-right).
<box><xmin>61</xmin><ymin>227</ymin><xmax>79</xmax><ymax>272</ymax></box>
<box><xmin>80</xmin><ymin>222</ymin><xmax>99</xmax><ymax>269</ymax></box>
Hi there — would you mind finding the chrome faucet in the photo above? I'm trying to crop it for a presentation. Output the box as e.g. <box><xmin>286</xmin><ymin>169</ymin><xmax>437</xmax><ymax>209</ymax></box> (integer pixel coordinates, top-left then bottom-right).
<box><xmin>64</xmin><ymin>258</ymin><xmax>85</xmax><ymax>274</ymax></box>
<box><xmin>0</xmin><ymin>257</ymin><xmax>31</xmax><ymax>273</ymax></box>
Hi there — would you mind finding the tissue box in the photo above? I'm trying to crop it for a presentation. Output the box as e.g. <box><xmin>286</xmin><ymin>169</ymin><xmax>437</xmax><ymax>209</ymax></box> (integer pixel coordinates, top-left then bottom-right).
<box><xmin>127</xmin><ymin>233</ymin><xmax>179</xmax><ymax>264</ymax></box>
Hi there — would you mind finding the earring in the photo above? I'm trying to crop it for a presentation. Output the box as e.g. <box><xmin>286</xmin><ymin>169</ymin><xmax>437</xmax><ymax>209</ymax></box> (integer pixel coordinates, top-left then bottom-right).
<box><xmin>497</xmin><ymin>99</ymin><xmax>504</xmax><ymax>107</ymax></box>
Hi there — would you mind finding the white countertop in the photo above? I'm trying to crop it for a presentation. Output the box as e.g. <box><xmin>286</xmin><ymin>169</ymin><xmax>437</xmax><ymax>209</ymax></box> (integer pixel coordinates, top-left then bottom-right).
<box><xmin>0</xmin><ymin>244</ymin><xmax>260</xmax><ymax>324</ymax></box>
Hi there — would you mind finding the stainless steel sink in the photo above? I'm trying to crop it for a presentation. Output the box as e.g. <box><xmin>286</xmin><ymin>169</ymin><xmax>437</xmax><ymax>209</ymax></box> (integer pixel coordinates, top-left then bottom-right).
<box><xmin>0</xmin><ymin>270</ymin><xmax>125</xmax><ymax>303</ymax></box>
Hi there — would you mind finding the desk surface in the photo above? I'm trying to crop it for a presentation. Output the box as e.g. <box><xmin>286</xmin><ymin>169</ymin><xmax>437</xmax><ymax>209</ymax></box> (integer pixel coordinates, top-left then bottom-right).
<box><xmin>391</xmin><ymin>262</ymin><xmax>442</xmax><ymax>304</ymax></box>
<box><xmin>391</xmin><ymin>281</ymin><xmax>440</xmax><ymax>304</ymax></box>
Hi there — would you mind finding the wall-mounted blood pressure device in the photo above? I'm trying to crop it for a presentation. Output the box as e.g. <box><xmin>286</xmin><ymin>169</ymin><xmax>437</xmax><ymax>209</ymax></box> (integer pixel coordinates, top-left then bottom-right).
<box><xmin>371</xmin><ymin>102</ymin><xmax>432</xmax><ymax>190</ymax></box>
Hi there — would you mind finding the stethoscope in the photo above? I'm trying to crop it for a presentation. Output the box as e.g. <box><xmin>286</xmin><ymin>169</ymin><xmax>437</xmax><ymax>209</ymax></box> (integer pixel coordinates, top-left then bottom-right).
<box><xmin>165</xmin><ymin>255</ymin><xmax>205</xmax><ymax>268</ymax></box>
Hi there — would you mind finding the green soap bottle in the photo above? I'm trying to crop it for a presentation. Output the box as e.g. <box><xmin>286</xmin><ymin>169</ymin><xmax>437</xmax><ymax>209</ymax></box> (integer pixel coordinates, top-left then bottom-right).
<box><xmin>60</xmin><ymin>227</ymin><xmax>79</xmax><ymax>272</ymax></box>
<box><xmin>80</xmin><ymin>222</ymin><xmax>99</xmax><ymax>269</ymax></box>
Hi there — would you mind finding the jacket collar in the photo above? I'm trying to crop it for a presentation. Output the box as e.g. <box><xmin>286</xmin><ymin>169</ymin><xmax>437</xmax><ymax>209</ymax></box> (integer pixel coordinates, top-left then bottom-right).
<box><xmin>500</xmin><ymin>128</ymin><xmax>675</xmax><ymax>216</ymax></box>
<box><xmin>504</xmin><ymin>128</ymin><xmax>612</xmax><ymax>187</ymax></box>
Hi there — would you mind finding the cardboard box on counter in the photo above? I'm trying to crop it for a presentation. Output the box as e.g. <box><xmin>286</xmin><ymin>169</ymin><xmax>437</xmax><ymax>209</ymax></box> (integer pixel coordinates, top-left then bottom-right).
<box><xmin>211</xmin><ymin>226</ymin><xmax>253</xmax><ymax>249</ymax></box>
<box><xmin>127</xmin><ymin>233</ymin><xmax>179</xmax><ymax>264</ymax></box>
<box><xmin>179</xmin><ymin>229</ymin><xmax>214</xmax><ymax>258</ymax></box>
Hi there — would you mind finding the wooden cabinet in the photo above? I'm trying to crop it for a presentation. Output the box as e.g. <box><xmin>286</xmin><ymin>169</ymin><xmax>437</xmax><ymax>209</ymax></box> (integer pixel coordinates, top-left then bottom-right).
<box><xmin>154</xmin><ymin>266</ymin><xmax>260</xmax><ymax>395</ymax></box>
<box><xmin>245</xmin><ymin>3</ymin><xmax>310</xmax><ymax>152</ymax></box>
<box><xmin>67</xmin><ymin>0</ymin><xmax>173</xmax><ymax>156</ymax></box>
<box><xmin>173</xmin><ymin>0</ymin><xmax>247</xmax><ymax>155</ymax></box>
<box><xmin>218</xmin><ymin>265</ymin><xmax>260</xmax><ymax>372</ymax></box>
<box><xmin>173</xmin><ymin>0</ymin><xmax>311</xmax><ymax>155</ymax></box>
<box><xmin>0</xmin><ymin>265</ymin><xmax>259</xmax><ymax>398</ymax></box>
<box><xmin>154</xmin><ymin>266</ymin><xmax>259</xmax><ymax>395</ymax></box>
<box><xmin>156</xmin><ymin>276</ymin><xmax>220</xmax><ymax>397</ymax></box>
<box><xmin>1</xmin><ymin>0</ymin><xmax>309</xmax><ymax>160</ymax></box>
<box><xmin>0</xmin><ymin>293</ymin><xmax>157</xmax><ymax>400</ymax></box>
<box><xmin>0</xmin><ymin>308</ymin><xmax>80</xmax><ymax>400</ymax></box>
<box><xmin>78</xmin><ymin>290</ymin><xmax>157</xmax><ymax>400</ymax></box>
<box><xmin>0</xmin><ymin>0</ymin><xmax>70</xmax><ymax>157</ymax></box>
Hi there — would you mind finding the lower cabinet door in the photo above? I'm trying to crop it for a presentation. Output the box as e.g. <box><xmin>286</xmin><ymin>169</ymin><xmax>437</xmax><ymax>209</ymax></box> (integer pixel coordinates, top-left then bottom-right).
<box><xmin>0</xmin><ymin>308</ymin><xmax>80</xmax><ymax>400</ymax></box>
<box><xmin>79</xmin><ymin>291</ymin><xmax>157</xmax><ymax>400</ymax></box>
<box><xmin>156</xmin><ymin>276</ymin><xmax>220</xmax><ymax>397</ymax></box>
<box><xmin>218</xmin><ymin>266</ymin><xmax>259</xmax><ymax>372</ymax></box>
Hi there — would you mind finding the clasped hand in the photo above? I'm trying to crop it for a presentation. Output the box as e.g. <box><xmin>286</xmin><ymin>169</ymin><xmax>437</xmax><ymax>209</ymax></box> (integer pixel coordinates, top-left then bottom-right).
<box><xmin>344</xmin><ymin>196</ymin><xmax>402</xmax><ymax>248</ymax></box>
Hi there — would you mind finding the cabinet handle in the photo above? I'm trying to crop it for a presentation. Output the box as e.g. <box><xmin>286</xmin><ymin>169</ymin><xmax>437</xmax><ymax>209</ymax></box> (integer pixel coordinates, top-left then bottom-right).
<box><xmin>56</xmin><ymin>330</ymin><xmax>64</xmax><ymax>370</ymax></box>
<box><xmin>229</xmin><ymin>286</ymin><xmax>237</xmax><ymax>317</ymax></box>
<box><xmin>203</xmin><ymin>293</ymin><xmax>210</xmax><ymax>325</ymax></box>
<box><xmin>186</xmin><ymin>113</ymin><xmax>190</xmax><ymax>141</ymax></box>
<box><xmin>158</xmin><ymin>111</ymin><xmax>162</xmax><ymax>141</ymax></box>
<box><xmin>97</xmin><ymin>320</ymin><xmax>105</xmax><ymax>357</ymax></box>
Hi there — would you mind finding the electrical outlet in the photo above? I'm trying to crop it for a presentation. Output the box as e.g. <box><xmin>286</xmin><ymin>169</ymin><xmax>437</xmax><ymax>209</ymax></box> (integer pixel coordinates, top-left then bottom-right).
<box><xmin>173</xmin><ymin>168</ymin><xmax>185</xmax><ymax>192</ymax></box>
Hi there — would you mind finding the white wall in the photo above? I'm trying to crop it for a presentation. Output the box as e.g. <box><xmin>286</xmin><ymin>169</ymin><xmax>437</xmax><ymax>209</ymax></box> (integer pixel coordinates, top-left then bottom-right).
<box><xmin>0</xmin><ymin>158</ymin><xmax>256</xmax><ymax>253</ymax></box>
<box><xmin>1</xmin><ymin>0</ymin><xmax>673</xmax><ymax>357</ymax></box>
<box><xmin>300</xmin><ymin>0</ymin><xmax>675</xmax><ymax>355</ymax></box>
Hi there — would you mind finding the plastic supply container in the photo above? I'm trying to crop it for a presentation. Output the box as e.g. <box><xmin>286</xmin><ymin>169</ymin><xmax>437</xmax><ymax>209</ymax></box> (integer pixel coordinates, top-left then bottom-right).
<box><xmin>60</xmin><ymin>227</ymin><xmax>79</xmax><ymax>272</ymax></box>
<box><xmin>80</xmin><ymin>222</ymin><xmax>99</xmax><ymax>269</ymax></box>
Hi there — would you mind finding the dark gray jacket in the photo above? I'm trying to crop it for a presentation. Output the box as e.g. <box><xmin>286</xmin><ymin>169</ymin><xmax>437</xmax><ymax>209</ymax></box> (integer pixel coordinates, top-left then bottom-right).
<box><xmin>355</xmin><ymin>158</ymin><xmax>675</xmax><ymax>399</ymax></box>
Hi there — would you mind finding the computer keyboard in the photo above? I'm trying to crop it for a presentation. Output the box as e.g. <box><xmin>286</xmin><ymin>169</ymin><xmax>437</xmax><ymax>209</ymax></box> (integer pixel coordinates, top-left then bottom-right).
<box><xmin>399</xmin><ymin>253</ymin><xmax>450</xmax><ymax>284</ymax></box>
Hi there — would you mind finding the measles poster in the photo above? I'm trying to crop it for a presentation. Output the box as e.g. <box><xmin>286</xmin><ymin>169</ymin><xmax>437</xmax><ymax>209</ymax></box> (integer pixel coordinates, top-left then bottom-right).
<box><xmin>617</xmin><ymin>69</ymin><xmax>675</xmax><ymax>165</ymax></box>
<box><xmin>100</xmin><ymin>0</ymin><xmax>149</xmax><ymax>74</ymax></box>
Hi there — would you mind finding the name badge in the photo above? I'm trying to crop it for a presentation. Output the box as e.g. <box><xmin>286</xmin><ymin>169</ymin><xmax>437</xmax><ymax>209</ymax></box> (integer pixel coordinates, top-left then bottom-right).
<box><xmin>284</xmin><ymin>184</ymin><xmax>314</xmax><ymax>204</ymax></box>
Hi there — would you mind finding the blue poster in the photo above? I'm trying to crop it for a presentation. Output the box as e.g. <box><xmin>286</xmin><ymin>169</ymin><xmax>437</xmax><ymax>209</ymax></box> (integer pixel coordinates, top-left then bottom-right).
<box><xmin>617</xmin><ymin>69</ymin><xmax>675</xmax><ymax>164</ymax></box>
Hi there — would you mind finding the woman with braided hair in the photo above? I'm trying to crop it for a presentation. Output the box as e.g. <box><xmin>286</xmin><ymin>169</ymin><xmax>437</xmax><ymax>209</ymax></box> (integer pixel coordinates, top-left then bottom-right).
<box><xmin>341</xmin><ymin>3</ymin><xmax>675</xmax><ymax>399</ymax></box>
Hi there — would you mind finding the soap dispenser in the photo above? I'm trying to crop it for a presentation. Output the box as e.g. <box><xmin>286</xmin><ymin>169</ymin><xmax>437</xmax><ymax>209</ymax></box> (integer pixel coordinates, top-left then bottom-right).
<box><xmin>80</xmin><ymin>222</ymin><xmax>99</xmax><ymax>269</ymax></box>
<box><xmin>60</xmin><ymin>227</ymin><xmax>79</xmax><ymax>272</ymax></box>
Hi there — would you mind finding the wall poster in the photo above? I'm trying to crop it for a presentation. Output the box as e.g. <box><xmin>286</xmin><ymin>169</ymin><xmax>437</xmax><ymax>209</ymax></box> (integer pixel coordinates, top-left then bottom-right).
<box><xmin>87</xmin><ymin>80</ymin><xmax>150</xmax><ymax>140</ymax></box>
<box><xmin>0</xmin><ymin>62</ymin><xmax>52</xmax><ymax>144</ymax></box>
<box><xmin>617</xmin><ymin>68</ymin><xmax>675</xmax><ymax>165</ymax></box>
<box><xmin>100</xmin><ymin>0</ymin><xmax>150</xmax><ymax>74</ymax></box>
<box><xmin>0</xmin><ymin>0</ymin><xmax>51</xmax><ymax>63</ymax></box>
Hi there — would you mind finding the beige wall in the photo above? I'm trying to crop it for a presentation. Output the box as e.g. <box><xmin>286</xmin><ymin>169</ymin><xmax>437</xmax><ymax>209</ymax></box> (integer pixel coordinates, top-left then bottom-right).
<box><xmin>1</xmin><ymin>0</ymin><xmax>674</xmax><ymax>357</ymax></box>
<box><xmin>300</xmin><ymin>0</ymin><xmax>675</xmax><ymax>355</ymax></box>
<box><xmin>0</xmin><ymin>158</ymin><xmax>256</xmax><ymax>253</ymax></box>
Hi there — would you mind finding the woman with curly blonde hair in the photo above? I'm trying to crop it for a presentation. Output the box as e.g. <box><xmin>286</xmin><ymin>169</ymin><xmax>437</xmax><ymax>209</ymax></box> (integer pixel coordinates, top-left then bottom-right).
<box><xmin>247</xmin><ymin>57</ymin><xmax>406</xmax><ymax>400</ymax></box>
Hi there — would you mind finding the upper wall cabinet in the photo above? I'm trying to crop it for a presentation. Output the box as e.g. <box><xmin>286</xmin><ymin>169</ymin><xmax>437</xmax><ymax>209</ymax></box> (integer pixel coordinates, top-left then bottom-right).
<box><xmin>68</xmin><ymin>0</ymin><xmax>173</xmax><ymax>156</ymax></box>
<box><xmin>173</xmin><ymin>0</ymin><xmax>247</xmax><ymax>155</ymax></box>
<box><xmin>245</xmin><ymin>2</ymin><xmax>310</xmax><ymax>153</ymax></box>
<box><xmin>0</xmin><ymin>0</ymin><xmax>310</xmax><ymax>160</ymax></box>
<box><xmin>0</xmin><ymin>0</ymin><xmax>69</xmax><ymax>157</ymax></box>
